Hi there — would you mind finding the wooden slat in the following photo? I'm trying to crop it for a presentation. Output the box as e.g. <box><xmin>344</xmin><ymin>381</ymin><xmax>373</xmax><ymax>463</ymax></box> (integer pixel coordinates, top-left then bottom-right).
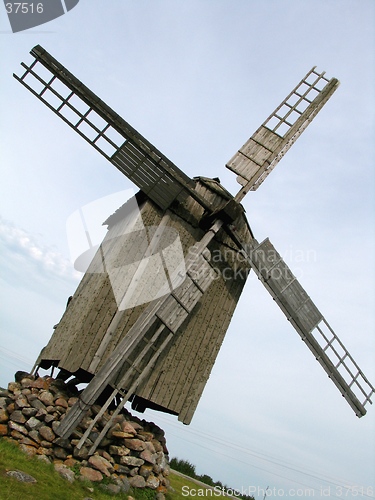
<box><xmin>111</xmin><ymin>145</ymin><xmax>183</xmax><ymax>210</ymax></box>
<box><xmin>177</xmin><ymin>253</ymin><xmax>244</xmax><ymax>416</ymax></box>
<box><xmin>251</xmin><ymin>239</ymin><xmax>322</xmax><ymax>332</ymax></box>
<box><xmin>179</xmin><ymin>276</ymin><xmax>244</xmax><ymax>423</ymax></box>
<box><xmin>172</xmin><ymin>276</ymin><xmax>203</xmax><ymax>312</ymax></box>
<box><xmin>92</xmin><ymin>206</ymin><xmax>170</xmax><ymax>373</ymax></box>
<box><xmin>170</xmin><ymin>278</ymin><xmax>228</xmax><ymax>412</ymax></box>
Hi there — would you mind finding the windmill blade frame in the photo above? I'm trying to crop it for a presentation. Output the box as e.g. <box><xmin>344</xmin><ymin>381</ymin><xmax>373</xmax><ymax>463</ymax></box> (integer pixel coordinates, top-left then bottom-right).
<box><xmin>230</xmin><ymin>234</ymin><xmax>375</xmax><ymax>417</ymax></box>
<box><xmin>13</xmin><ymin>45</ymin><xmax>212</xmax><ymax>212</ymax></box>
<box><xmin>228</xmin><ymin>67</ymin><xmax>340</xmax><ymax>201</ymax></box>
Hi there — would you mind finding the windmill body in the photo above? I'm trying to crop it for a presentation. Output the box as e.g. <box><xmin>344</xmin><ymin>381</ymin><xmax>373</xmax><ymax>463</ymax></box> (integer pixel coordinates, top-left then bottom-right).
<box><xmin>14</xmin><ymin>46</ymin><xmax>374</xmax><ymax>449</ymax></box>
<box><xmin>36</xmin><ymin>177</ymin><xmax>252</xmax><ymax>424</ymax></box>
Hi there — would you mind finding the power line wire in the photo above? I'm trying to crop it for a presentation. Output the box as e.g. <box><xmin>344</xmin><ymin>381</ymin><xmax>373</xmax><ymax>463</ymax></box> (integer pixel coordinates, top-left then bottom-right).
<box><xmin>154</xmin><ymin>413</ymin><xmax>374</xmax><ymax>498</ymax></box>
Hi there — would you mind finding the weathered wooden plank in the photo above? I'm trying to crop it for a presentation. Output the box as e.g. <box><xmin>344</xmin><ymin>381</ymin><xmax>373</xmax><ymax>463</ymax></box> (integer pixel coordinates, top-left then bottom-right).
<box><xmin>83</xmin><ymin>287</ymin><xmax>118</xmax><ymax>372</ymax></box>
<box><xmin>250</xmin><ymin>238</ymin><xmax>322</xmax><ymax>332</ymax></box>
<box><xmin>58</xmin><ymin>225</ymin><xmax>225</xmax><ymax>437</ymax></box>
<box><xmin>92</xmin><ymin>211</ymin><xmax>173</xmax><ymax>373</ymax></box>
<box><xmin>179</xmin><ymin>276</ymin><xmax>245</xmax><ymax>422</ymax></box>
<box><xmin>133</xmin><ymin>254</ymin><xmax>219</xmax><ymax>406</ymax></box>
<box><xmin>230</xmin><ymin>127</ymin><xmax>280</xmax><ymax>180</ymax></box>
<box><xmin>86</xmin><ymin>203</ymin><xmax>165</xmax><ymax>372</ymax></box>
<box><xmin>110</xmin><ymin>207</ymin><xmax>206</xmax><ymax>394</ymax></box>
<box><xmin>68</xmin><ymin>276</ymin><xmax>115</xmax><ymax>372</ymax></box>
<box><xmin>172</xmin><ymin>276</ymin><xmax>203</xmax><ymax>312</ymax></box>
<box><xmin>156</xmin><ymin>296</ymin><xmax>190</xmax><ymax>333</ymax></box>
<box><xmin>38</xmin><ymin>270</ymin><xmax>109</xmax><ymax>371</ymax></box>
<box><xmin>167</xmin><ymin>278</ymin><xmax>229</xmax><ymax>411</ymax></box>
<box><xmin>171</xmin><ymin>248</ymin><xmax>243</xmax><ymax>412</ymax></box>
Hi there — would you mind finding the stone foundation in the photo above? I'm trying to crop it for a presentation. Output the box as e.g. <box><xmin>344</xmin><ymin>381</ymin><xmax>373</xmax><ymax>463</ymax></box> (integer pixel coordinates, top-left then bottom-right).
<box><xmin>0</xmin><ymin>372</ymin><xmax>170</xmax><ymax>496</ymax></box>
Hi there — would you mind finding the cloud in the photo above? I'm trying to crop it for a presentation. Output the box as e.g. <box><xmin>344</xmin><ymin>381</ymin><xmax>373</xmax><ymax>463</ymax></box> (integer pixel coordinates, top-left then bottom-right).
<box><xmin>0</xmin><ymin>217</ymin><xmax>82</xmax><ymax>387</ymax></box>
<box><xmin>0</xmin><ymin>216</ymin><xmax>80</xmax><ymax>295</ymax></box>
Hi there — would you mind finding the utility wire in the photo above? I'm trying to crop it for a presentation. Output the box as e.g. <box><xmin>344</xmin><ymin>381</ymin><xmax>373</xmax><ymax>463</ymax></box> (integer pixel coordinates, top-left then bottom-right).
<box><xmin>164</xmin><ymin>427</ymin><xmax>374</xmax><ymax>499</ymax></box>
<box><xmin>154</xmin><ymin>412</ymin><xmax>374</xmax><ymax>498</ymax></box>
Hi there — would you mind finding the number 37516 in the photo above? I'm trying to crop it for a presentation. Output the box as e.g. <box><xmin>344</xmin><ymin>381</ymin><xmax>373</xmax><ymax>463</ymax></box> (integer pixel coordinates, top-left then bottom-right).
<box><xmin>6</xmin><ymin>3</ymin><xmax>44</xmax><ymax>14</ymax></box>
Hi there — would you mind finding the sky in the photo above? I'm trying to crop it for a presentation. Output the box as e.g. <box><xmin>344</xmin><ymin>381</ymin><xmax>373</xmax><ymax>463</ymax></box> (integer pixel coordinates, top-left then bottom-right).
<box><xmin>0</xmin><ymin>1</ymin><xmax>374</xmax><ymax>498</ymax></box>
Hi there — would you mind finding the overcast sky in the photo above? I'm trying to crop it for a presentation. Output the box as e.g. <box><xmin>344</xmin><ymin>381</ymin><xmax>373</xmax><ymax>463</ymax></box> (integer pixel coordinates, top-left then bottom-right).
<box><xmin>1</xmin><ymin>1</ymin><xmax>374</xmax><ymax>499</ymax></box>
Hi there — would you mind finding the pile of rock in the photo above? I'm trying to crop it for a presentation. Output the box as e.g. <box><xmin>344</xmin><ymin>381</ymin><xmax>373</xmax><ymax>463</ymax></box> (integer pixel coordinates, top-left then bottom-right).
<box><xmin>0</xmin><ymin>372</ymin><xmax>170</xmax><ymax>496</ymax></box>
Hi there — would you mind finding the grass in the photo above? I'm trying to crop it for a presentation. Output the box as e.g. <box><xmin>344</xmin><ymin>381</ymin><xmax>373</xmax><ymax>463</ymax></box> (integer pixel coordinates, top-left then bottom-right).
<box><xmin>0</xmin><ymin>438</ymin><xmax>120</xmax><ymax>500</ymax></box>
<box><xmin>0</xmin><ymin>438</ymin><xmax>216</xmax><ymax>500</ymax></box>
<box><xmin>167</xmin><ymin>471</ymin><xmax>225</xmax><ymax>500</ymax></box>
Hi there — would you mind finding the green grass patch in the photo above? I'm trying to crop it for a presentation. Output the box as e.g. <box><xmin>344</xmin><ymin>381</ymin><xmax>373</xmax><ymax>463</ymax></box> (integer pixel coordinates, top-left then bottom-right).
<box><xmin>0</xmin><ymin>438</ymin><xmax>146</xmax><ymax>499</ymax></box>
<box><xmin>168</xmin><ymin>471</ymin><xmax>233</xmax><ymax>500</ymax></box>
<box><xmin>168</xmin><ymin>471</ymin><xmax>205</xmax><ymax>500</ymax></box>
<box><xmin>0</xmin><ymin>438</ymin><xmax>223</xmax><ymax>500</ymax></box>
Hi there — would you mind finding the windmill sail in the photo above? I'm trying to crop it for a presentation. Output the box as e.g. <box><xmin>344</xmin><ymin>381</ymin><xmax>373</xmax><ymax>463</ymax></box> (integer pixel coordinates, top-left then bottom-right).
<box><xmin>244</xmin><ymin>238</ymin><xmax>374</xmax><ymax>417</ymax></box>
<box><xmin>228</xmin><ymin>67</ymin><xmax>339</xmax><ymax>194</ymax></box>
<box><xmin>13</xmin><ymin>45</ymin><xmax>211</xmax><ymax>211</ymax></box>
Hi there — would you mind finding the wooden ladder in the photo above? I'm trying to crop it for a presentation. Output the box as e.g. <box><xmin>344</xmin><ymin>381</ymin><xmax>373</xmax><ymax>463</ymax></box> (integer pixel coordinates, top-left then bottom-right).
<box><xmin>56</xmin><ymin>222</ymin><xmax>223</xmax><ymax>449</ymax></box>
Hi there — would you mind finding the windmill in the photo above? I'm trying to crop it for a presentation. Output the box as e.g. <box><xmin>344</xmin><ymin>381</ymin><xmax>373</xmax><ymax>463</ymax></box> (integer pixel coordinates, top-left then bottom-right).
<box><xmin>14</xmin><ymin>46</ymin><xmax>374</xmax><ymax>454</ymax></box>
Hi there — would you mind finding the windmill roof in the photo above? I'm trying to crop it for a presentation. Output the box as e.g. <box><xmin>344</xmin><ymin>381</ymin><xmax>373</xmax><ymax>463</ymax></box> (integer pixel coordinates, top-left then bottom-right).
<box><xmin>193</xmin><ymin>176</ymin><xmax>233</xmax><ymax>201</ymax></box>
<box><xmin>103</xmin><ymin>191</ymin><xmax>147</xmax><ymax>229</ymax></box>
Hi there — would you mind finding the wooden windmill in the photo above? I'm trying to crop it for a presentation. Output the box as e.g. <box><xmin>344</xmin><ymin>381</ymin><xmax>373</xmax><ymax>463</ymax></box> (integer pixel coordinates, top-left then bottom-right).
<box><xmin>14</xmin><ymin>46</ymin><xmax>374</xmax><ymax>453</ymax></box>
